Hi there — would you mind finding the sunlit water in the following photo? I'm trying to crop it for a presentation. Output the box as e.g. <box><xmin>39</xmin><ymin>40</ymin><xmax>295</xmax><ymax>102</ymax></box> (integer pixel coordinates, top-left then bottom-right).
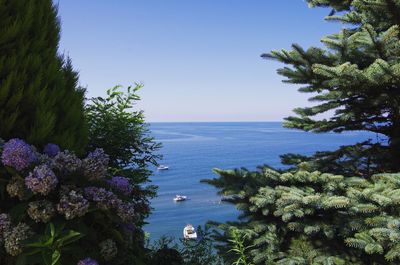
<box><xmin>144</xmin><ymin>122</ymin><xmax>376</xmax><ymax>240</ymax></box>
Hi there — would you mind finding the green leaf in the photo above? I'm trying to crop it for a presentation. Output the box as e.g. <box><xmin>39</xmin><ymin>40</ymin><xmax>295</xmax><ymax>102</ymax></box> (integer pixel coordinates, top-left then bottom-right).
<box><xmin>50</xmin><ymin>223</ymin><xmax>55</xmax><ymax>239</ymax></box>
<box><xmin>51</xmin><ymin>250</ymin><xmax>61</xmax><ymax>265</ymax></box>
<box><xmin>55</xmin><ymin>230</ymin><xmax>84</xmax><ymax>247</ymax></box>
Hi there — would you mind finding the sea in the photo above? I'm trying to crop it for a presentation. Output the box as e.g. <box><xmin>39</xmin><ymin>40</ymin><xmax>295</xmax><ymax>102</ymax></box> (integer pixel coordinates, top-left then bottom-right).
<box><xmin>144</xmin><ymin>122</ymin><xmax>376</xmax><ymax>240</ymax></box>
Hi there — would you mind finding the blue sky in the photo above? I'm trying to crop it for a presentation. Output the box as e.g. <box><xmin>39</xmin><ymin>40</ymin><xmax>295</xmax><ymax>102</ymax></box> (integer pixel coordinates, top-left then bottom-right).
<box><xmin>57</xmin><ymin>0</ymin><xmax>341</xmax><ymax>122</ymax></box>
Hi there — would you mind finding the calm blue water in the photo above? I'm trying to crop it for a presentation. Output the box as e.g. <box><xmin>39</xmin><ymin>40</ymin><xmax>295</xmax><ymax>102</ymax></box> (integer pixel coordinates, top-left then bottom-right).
<box><xmin>144</xmin><ymin>122</ymin><xmax>375</xmax><ymax>240</ymax></box>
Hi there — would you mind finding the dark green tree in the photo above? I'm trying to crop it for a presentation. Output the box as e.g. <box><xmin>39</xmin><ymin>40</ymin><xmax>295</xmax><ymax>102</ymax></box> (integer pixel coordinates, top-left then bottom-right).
<box><xmin>0</xmin><ymin>0</ymin><xmax>87</xmax><ymax>153</ymax></box>
<box><xmin>263</xmin><ymin>0</ymin><xmax>400</xmax><ymax>173</ymax></box>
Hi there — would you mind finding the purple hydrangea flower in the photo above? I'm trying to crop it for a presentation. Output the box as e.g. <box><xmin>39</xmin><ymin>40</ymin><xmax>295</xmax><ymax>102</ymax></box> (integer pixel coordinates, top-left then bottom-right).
<box><xmin>43</xmin><ymin>143</ymin><xmax>60</xmax><ymax>157</ymax></box>
<box><xmin>82</xmin><ymin>148</ymin><xmax>109</xmax><ymax>181</ymax></box>
<box><xmin>77</xmin><ymin>258</ymin><xmax>99</xmax><ymax>265</ymax></box>
<box><xmin>25</xmin><ymin>165</ymin><xmax>58</xmax><ymax>195</ymax></box>
<box><xmin>117</xmin><ymin>202</ymin><xmax>136</xmax><ymax>223</ymax></box>
<box><xmin>84</xmin><ymin>187</ymin><xmax>121</xmax><ymax>210</ymax></box>
<box><xmin>51</xmin><ymin>150</ymin><xmax>82</xmax><ymax>174</ymax></box>
<box><xmin>57</xmin><ymin>190</ymin><xmax>89</xmax><ymax>220</ymax></box>
<box><xmin>1</xmin><ymin>139</ymin><xmax>37</xmax><ymax>171</ymax></box>
<box><xmin>107</xmin><ymin>176</ymin><xmax>132</xmax><ymax>195</ymax></box>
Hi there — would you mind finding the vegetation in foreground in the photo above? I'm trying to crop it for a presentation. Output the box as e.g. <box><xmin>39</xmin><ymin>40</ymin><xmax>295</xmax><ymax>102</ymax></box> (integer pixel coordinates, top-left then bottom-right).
<box><xmin>206</xmin><ymin>0</ymin><xmax>400</xmax><ymax>264</ymax></box>
<box><xmin>2</xmin><ymin>0</ymin><xmax>400</xmax><ymax>264</ymax></box>
<box><xmin>0</xmin><ymin>0</ymin><xmax>87</xmax><ymax>154</ymax></box>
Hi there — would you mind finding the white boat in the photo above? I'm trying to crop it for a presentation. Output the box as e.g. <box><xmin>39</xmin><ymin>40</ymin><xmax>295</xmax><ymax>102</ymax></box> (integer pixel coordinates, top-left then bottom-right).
<box><xmin>183</xmin><ymin>224</ymin><xmax>197</xmax><ymax>240</ymax></box>
<box><xmin>173</xmin><ymin>195</ymin><xmax>187</xmax><ymax>202</ymax></box>
<box><xmin>157</xmin><ymin>165</ymin><xmax>169</xmax><ymax>170</ymax></box>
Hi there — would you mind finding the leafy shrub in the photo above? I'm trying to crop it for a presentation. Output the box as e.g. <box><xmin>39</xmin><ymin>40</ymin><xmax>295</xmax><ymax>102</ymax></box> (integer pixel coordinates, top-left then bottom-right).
<box><xmin>85</xmin><ymin>85</ymin><xmax>161</xmax><ymax>230</ymax></box>
<box><xmin>86</xmin><ymin>84</ymin><xmax>161</xmax><ymax>177</ymax></box>
<box><xmin>0</xmin><ymin>138</ymin><xmax>146</xmax><ymax>265</ymax></box>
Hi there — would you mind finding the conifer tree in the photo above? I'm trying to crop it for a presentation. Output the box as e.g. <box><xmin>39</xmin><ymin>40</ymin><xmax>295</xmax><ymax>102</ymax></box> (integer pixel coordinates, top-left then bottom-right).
<box><xmin>263</xmin><ymin>0</ymin><xmax>400</xmax><ymax>173</ymax></box>
<box><xmin>0</xmin><ymin>0</ymin><xmax>87</xmax><ymax>153</ymax></box>
<box><xmin>206</xmin><ymin>1</ymin><xmax>400</xmax><ymax>264</ymax></box>
<box><xmin>206</xmin><ymin>165</ymin><xmax>400</xmax><ymax>264</ymax></box>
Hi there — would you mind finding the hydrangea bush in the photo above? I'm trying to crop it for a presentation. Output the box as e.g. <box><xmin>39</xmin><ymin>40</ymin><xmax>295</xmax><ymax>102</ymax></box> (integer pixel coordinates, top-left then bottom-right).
<box><xmin>0</xmin><ymin>138</ymin><xmax>143</xmax><ymax>265</ymax></box>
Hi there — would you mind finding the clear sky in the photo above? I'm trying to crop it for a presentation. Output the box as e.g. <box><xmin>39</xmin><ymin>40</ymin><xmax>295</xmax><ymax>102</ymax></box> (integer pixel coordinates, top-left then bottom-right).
<box><xmin>57</xmin><ymin>0</ymin><xmax>341</xmax><ymax>122</ymax></box>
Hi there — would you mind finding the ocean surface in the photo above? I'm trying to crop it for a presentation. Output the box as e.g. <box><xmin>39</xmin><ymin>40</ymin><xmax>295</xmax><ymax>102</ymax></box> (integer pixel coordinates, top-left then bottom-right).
<box><xmin>144</xmin><ymin>122</ymin><xmax>375</xmax><ymax>240</ymax></box>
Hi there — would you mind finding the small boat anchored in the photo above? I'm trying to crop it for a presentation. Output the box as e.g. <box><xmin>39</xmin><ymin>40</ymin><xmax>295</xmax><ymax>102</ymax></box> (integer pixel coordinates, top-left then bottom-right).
<box><xmin>183</xmin><ymin>224</ymin><xmax>197</xmax><ymax>240</ymax></box>
<box><xmin>173</xmin><ymin>195</ymin><xmax>187</xmax><ymax>202</ymax></box>
<box><xmin>157</xmin><ymin>165</ymin><xmax>169</xmax><ymax>170</ymax></box>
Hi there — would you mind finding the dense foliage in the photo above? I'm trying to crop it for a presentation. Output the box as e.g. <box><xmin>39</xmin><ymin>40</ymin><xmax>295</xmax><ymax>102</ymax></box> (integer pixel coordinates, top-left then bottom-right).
<box><xmin>86</xmin><ymin>85</ymin><xmax>161</xmax><ymax>180</ymax></box>
<box><xmin>0</xmin><ymin>138</ymin><xmax>149</xmax><ymax>265</ymax></box>
<box><xmin>206</xmin><ymin>165</ymin><xmax>400</xmax><ymax>264</ymax></box>
<box><xmin>0</xmin><ymin>0</ymin><xmax>87</xmax><ymax>154</ymax></box>
<box><xmin>263</xmin><ymin>0</ymin><xmax>400</xmax><ymax>174</ymax></box>
<box><xmin>85</xmin><ymin>85</ymin><xmax>161</xmax><ymax>227</ymax></box>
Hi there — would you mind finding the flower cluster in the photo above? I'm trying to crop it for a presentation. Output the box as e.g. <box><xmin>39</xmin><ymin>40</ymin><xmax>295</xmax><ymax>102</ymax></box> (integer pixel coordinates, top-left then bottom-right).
<box><xmin>84</xmin><ymin>187</ymin><xmax>121</xmax><ymax>210</ymax></box>
<box><xmin>25</xmin><ymin>165</ymin><xmax>58</xmax><ymax>195</ymax></box>
<box><xmin>84</xmin><ymin>187</ymin><xmax>136</xmax><ymax>222</ymax></box>
<box><xmin>27</xmin><ymin>200</ymin><xmax>55</xmax><ymax>223</ymax></box>
<box><xmin>116</xmin><ymin>202</ymin><xmax>136</xmax><ymax>223</ymax></box>
<box><xmin>52</xmin><ymin>150</ymin><xmax>82</xmax><ymax>174</ymax></box>
<box><xmin>77</xmin><ymin>258</ymin><xmax>99</xmax><ymax>265</ymax></box>
<box><xmin>107</xmin><ymin>176</ymin><xmax>132</xmax><ymax>195</ymax></box>
<box><xmin>4</xmin><ymin>223</ymin><xmax>32</xmax><ymax>256</ymax></box>
<box><xmin>0</xmin><ymin>214</ymin><xmax>11</xmax><ymax>243</ymax></box>
<box><xmin>0</xmin><ymin>138</ymin><xmax>141</xmax><ymax>263</ymax></box>
<box><xmin>57</xmin><ymin>190</ymin><xmax>89</xmax><ymax>220</ymax></box>
<box><xmin>99</xmin><ymin>238</ymin><xmax>118</xmax><ymax>261</ymax></box>
<box><xmin>43</xmin><ymin>143</ymin><xmax>60</xmax><ymax>157</ymax></box>
<box><xmin>6</xmin><ymin>176</ymin><xmax>26</xmax><ymax>200</ymax></box>
<box><xmin>1</xmin><ymin>138</ymin><xmax>37</xmax><ymax>171</ymax></box>
<box><xmin>82</xmin><ymin>148</ymin><xmax>109</xmax><ymax>181</ymax></box>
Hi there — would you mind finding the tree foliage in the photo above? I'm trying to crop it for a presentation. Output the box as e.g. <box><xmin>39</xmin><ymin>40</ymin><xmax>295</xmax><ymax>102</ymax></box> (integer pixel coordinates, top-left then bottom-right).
<box><xmin>263</xmin><ymin>0</ymin><xmax>400</xmax><ymax>173</ymax></box>
<box><xmin>85</xmin><ymin>84</ymin><xmax>161</xmax><ymax>244</ymax></box>
<box><xmin>0</xmin><ymin>0</ymin><xmax>87</xmax><ymax>154</ymax></box>
<box><xmin>86</xmin><ymin>85</ymin><xmax>161</xmax><ymax>183</ymax></box>
<box><xmin>206</xmin><ymin>165</ymin><xmax>400</xmax><ymax>264</ymax></box>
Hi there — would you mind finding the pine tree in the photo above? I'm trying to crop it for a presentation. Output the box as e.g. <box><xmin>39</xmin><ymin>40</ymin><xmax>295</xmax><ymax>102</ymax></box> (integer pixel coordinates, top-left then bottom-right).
<box><xmin>0</xmin><ymin>0</ymin><xmax>87</xmax><ymax>153</ymax></box>
<box><xmin>206</xmin><ymin>165</ymin><xmax>400</xmax><ymax>264</ymax></box>
<box><xmin>263</xmin><ymin>0</ymin><xmax>400</xmax><ymax>173</ymax></box>
<box><xmin>206</xmin><ymin>1</ymin><xmax>400</xmax><ymax>263</ymax></box>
